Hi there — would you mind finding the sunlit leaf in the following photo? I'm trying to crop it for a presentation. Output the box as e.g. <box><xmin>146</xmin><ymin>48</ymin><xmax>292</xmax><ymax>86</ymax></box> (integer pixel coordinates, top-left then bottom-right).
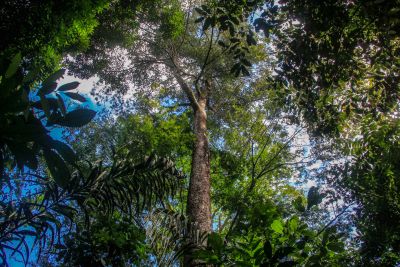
<box><xmin>271</xmin><ymin>219</ymin><xmax>283</xmax><ymax>234</ymax></box>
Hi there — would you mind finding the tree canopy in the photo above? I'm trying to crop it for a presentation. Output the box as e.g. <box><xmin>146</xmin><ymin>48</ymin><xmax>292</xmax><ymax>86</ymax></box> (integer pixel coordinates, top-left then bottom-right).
<box><xmin>1</xmin><ymin>0</ymin><xmax>400</xmax><ymax>266</ymax></box>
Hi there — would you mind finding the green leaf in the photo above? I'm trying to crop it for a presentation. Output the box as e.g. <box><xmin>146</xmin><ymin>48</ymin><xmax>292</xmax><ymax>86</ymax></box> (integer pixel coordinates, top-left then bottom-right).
<box><xmin>327</xmin><ymin>242</ymin><xmax>344</xmax><ymax>252</ymax></box>
<box><xmin>43</xmin><ymin>149</ymin><xmax>70</xmax><ymax>188</ymax></box>
<box><xmin>57</xmin><ymin>81</ymin><xmax>80</xmax><ymax>91</ymax></box>
<box><xmin>273</xmin><ymin>246</ymin><xmax>295</xmax><ymax>260</ymax></box>
<box><xmin>293</xmin><ymin>196</ymin><xmax>306</xmax><ymax>212</ymax></box>
<box><xmin>246</xmin><ymin>33</ymin><xmax>257</xmax><ymax>46</ymax></box>
<box><xmin>5</xmin><ymin>53</ymin><xmax>21</xmax><ymax>78</ymax></box>
<box><xmin>230</xmin><ymin>16</ymin><xmax>240</xmax><ymax>25</ymax></box>
<box><xmin>308</xmin><ymin>254</ymin><xmax>321</xmax><ymax>264</ymax></box>
<box><xmin>288</xmin><ymin>216</ymin><xmax>299</xmax><ymax>233</ymax></box>
<box><xmin>208</xmin><ymin>232</ymin><xmax>224</xmax><ymax>251</ymax></box>
<box><xmin>63</xmin><ymin>92</ymin><xmax>86</xmax><ymax>102</ymax></box>
<box><xmin>296</xmin><ymin>239</ymin><xmax>306</xmax><ymax>250</ymax></box>
<box><xmin>54</xmin><ymin>109</ymin><xmax>96</xmax><ymax>127</ymax></box>
<box><xmin>271</xmin><ymin>219</ymin><xmax>283</xmax><ymax>234</ymax></box>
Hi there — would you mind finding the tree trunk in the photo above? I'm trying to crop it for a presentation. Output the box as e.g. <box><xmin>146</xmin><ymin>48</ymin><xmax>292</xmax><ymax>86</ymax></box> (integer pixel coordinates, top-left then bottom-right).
<box><xmin>187</xmin><ymin>97</ymin><xmax>211</xmax><ymax>232</ymax></box>
<box><xmin>185</xmin><ymin>97</ymin><xmax>211</xmax><ymax>266</ymax></box>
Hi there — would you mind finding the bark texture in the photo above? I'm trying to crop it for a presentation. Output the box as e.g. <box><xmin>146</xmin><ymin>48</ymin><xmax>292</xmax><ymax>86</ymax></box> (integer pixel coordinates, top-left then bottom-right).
<box><xmin>171</xmin><ymin>57</ymin><xmax>212</xmax><ymax>265</ymax></box>
<box><xmin>187</xmin><ymin>97</ymin><xmax>211</xmax><ymax>233</ymax></box>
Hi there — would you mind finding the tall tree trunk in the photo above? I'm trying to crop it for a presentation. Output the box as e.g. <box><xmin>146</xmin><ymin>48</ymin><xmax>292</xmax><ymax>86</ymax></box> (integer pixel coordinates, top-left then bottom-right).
<box><xmin>187</xmin><ymin>97</ymin><xmax>211</xmax><ymax>233</ymax></box>
<box><xmin>184</xmin><ymin>95</ymin><xmax>211</xmax><ymax>266</ymax></box>
<box><xmin>171</xmin><ymin>64</ymin><xmax>212</xmax><ymax>265</ymax></box>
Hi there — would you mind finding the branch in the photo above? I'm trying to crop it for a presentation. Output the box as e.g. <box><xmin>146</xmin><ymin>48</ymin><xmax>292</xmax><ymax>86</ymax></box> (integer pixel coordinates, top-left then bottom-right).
<box><xmin>166</xmin><ymin>50</ymin><xmax>199</xmax><ymax>110</ymax></box>
<box><xmin>315</xmin><ymin>203</ymin><xmax>355</xmax><ymax>237</ymax></box>
<box><xmin>194</xmin><ymin>27</ymin><xmax>214</xmax><ymax>89</ymax></box>
<box><xmin>172</xmin><ymin>70</ymin><xmax>199</xmax><ymax>110</ymax></box>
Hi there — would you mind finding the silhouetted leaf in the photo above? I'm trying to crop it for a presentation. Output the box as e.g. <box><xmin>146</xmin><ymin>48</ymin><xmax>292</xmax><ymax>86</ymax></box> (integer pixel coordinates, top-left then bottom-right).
<box><xmin>195</xmin><ymin>17</ymin><xmax>205</xmax><ymax>23</ymax></box>
<box><xmin>15</xmin><ymin>230</ymin><xmax>37</xmax><ymax>236</ymax></box>
<box><xmin>307</xmin><ymin>186</ymin><xmax>323</xmax><ymax>210</ymax></box>
<box><xmin>51</xmin><ymin>140</ymin><xmax>77</xmax><ymax>164</ymax></box>
<box><xmin>39</xmin><ymin>82</ymin><xmax>58</xmax><ymax>95</ymax></box>
<box><xmin>203</xmin><ymin>17</ymin><xmax>211</xmax><ymax>31</ymax></box>
<box><xmin>52</xmin><ymin>204</ymin><xmax>76</xmax><ymax>221</ymax></box>
<box><xmin>194</xmin><ymin>7</ymin><xmax>207</xmax><ymax>16</ymax></box>
<box><xmin>241</xmin><ymin>66</ymin><xmax>251</xmax><ymax>76</ymax></box>
<box><xmin>57</xmin><ymin>81</ymin><xmax>80</xmax><ymax>91</ymax></box>
<box><xmin>56</xmin><ymin>94</ymin><xmax>66</xmax><ymax>115</ymax></box>
<box><xmin>63</xmin><ymin>92</ymin><xmax>86</xmax><ymax>102</ymax></box>
<box><xmin>31</xmin><ymin>98</ymin><xmax>58</xmax><ymax>111</ymax></box>
<box><xmin>54</xmin><ymin>109</ymin><xmax>96</xmax><ymax>127</ymax></box>
<box><xmin>43</xmin><ymin>149</ymin><xmax>70</xmax><ymax>188</ymax></box>
<box><xmin>40</xmin><ymin>97</ymin><xmax>52</xmax><ymax>118</ymax></box>
<box><xmin>39</xmin><ymin>69</ymin><xmax>65</xmax><ymax>95</ymax></box>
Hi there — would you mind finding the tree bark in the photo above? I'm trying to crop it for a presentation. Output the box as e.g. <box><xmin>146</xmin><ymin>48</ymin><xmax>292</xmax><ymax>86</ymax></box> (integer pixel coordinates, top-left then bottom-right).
<box><xmin>184</xmin><ymin>94</ymin><xmax>211</xmax><ymax>266</ymax></box>
<box><xmin>187</xmin><ymin>97</ymin><xmax>211</xmax><ymax>233</ymax></box>
<box><xmin>171</xmin><ymin>61</ymin><xmax>212</xmax><ymax>265</ymax></box>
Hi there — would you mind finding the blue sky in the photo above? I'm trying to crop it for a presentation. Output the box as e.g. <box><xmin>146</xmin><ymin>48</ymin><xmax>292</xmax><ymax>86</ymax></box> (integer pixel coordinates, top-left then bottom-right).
<box><xmin>6</xmin><ymin>75</ymin><xmax>99</xmax><ymax>266</ymax></box>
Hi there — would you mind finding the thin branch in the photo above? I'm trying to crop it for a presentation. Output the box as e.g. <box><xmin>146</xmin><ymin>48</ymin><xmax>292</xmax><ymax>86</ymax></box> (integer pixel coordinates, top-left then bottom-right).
<box><xmin>315</xmin><ymin>203</ymin><xmax>355</xmax><ymax>237</ymax></box>
<box><xmin>194</xmin><ymin>27</ymin><xmax>215</xmax><ymax>89</ymax></box>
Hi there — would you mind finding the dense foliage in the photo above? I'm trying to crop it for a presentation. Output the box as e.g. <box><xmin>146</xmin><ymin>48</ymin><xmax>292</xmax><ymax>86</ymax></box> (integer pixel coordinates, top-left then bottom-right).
<box><xmin>1</xmin><ymin>0</ymin><xmax>400</xmax><ymax>266</ymax></box>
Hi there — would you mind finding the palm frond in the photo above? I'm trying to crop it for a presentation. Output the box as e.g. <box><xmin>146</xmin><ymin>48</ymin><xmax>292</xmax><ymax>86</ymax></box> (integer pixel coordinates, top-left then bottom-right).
<box><xmin>146</xmin><ymin>208</ymin><xmax>208</xmax><ymax>267</ymax></box>
<box><xmin>0</xmin><ymin>155</ymin><xmax>184</xmax><ymax>265</ymax></box>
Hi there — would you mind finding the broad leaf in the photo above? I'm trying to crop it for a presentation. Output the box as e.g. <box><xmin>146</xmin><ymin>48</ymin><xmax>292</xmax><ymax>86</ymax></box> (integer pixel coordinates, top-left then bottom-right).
<box><xmin>57</xmin><ymin>81</ymin><xmax>80</xmax><ymax>91</ymax></box>
<box><xmin>56</xmin><ymin>93</ymin><xmax>66</xmax><ymax>115</ymax></box>
<box><xmin>51</xmin><ymin>140</ymin><xmax>77</xmax><ymax>164</ymax></box>
<box><xmin>271</xmin><ymin>219</ymin><xmax>283</xmax><ymax>234</ymax></box>
<box><xmin>43</xmin><ymin>149</ymin><xmax>70</xmax><ymax>188</ymax></box>
<box><xmin>39</xmin><ymin>69</ymin><xmax>65</xmax><ymax>95</ymax></box>
<box><xmin>54</xmin><ymin>109</ymin><xmax>96</xmax><ymax>127</ymax></box>
<box><xmin>64</xmin><ymin>92</ymin><xmax>86</xmax><ymax>102</ymax></box>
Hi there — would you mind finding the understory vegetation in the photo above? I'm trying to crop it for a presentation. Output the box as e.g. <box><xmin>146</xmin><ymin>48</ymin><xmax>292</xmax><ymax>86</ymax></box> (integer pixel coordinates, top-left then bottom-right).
<box><xmin>1</xmin><ymin>0</ymin><xmax>400</xmax><ymax>266</ymax></box>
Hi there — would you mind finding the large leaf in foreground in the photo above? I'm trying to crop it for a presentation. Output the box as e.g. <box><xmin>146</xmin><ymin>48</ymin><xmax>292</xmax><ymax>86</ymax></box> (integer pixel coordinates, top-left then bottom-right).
<box><xmin>43</xmin><ymin>149</ymin><xmax>70</xmax><ymax>188</ymax></box>
<box><xmin>54</xmin><ymin>109</ymin><xmax>96</xmax><ymax>127</ymax></box>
